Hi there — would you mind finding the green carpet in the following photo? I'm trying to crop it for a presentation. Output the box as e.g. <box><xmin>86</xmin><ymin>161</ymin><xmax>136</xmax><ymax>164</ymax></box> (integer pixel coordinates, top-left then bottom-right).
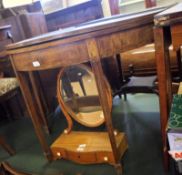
<box><xmin>0</xmin><ymin>94</ymin><xmax>168</xmax><ymax>175</ymax></box>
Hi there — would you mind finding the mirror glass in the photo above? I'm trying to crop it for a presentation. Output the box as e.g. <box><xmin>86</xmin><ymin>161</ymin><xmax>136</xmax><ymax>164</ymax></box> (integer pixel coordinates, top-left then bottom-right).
<box><xmin>2</xmin><ymin>0</ymin><xmax>34</xmax><ymax>8</ymax></box>
<box><xmin>58</xmin><ymin>65</ymin><xmax>111</xmax><ymax>127</ymax></box>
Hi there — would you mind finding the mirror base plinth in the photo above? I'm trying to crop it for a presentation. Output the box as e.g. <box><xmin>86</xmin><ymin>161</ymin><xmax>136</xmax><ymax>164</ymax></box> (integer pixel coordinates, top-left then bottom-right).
<box><xmin>50</xmin><ymin>131</ymin><xmax>128</xmax><ymax>164</ymax></box>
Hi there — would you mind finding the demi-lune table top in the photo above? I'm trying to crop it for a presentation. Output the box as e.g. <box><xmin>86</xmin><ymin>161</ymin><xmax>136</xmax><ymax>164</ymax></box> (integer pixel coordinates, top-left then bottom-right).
<box><xmin>155</xmin><ymin>3</ymin><xmax>182</xmax><ymax>26</ymax></box>
<box><xmin>7</xmin><ymin>7</ymin><xmax>166</xmax><ymax>51</ymax></box>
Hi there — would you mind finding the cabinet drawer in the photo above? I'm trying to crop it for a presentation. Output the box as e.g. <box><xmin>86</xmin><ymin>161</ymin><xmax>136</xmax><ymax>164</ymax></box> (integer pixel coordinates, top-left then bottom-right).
<box><xmin>67</xmin><ymin>151</ymin><xmax>97</xmax><ymax>164</ymax></box>
<box><xmin>12</xmin><ymin>42</ymin><xmax>89</xmax><ymax>71</ymax></box>
<box><xmin>51</xmin><ymin>148</ymin><xmax>67</xmax><ymax>160</ymax></box>
<box><xmin>96</xmin><ymin>152</ymin><xmax>114</xmax><ymax>163</ymax></box>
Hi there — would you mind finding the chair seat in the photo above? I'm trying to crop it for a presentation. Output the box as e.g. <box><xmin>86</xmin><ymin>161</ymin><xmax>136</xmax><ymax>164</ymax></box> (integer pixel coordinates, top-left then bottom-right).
<box><xmin>0</xmin><ymin>78</ymin><xmax>19</xmax><ymax>96</ymax></box>
<box><xmin>123</xmin><ymin>75</ymin><xmax>157</xmax><ymax>88</ymax></box>
<box><xmin>119</xmin><ymin>75</ymin><xmax>158</xmax><ymax>95</ymax></box>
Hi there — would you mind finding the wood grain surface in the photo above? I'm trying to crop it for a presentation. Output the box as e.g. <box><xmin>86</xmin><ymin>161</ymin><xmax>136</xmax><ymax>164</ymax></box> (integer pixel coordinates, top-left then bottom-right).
<box><xmin>51</xmin><ymin>131</ymin><xmax>128</xmax><ymax>164</ymax></box>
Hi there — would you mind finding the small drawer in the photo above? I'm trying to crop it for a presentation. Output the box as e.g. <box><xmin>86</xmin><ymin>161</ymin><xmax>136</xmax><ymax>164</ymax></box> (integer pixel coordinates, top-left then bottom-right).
<box><xmin>12</xmin><ymin>51</ymin><xmax>49</xmax><ymax>71</ymax></box>
<box><xmin>12</xmin><ymin>42</ymin><xmax>89</xmax><ymax>71</ymax></box>
<box><xmin>51</xmin><ymin>148</ymin><xmax>66</xmax><ymax>160</ymax></box>
<box><xmin>67</xmin><ymin>151</ymin><xmax>97</xmax><ymax>164</ymax></box>
<box><xmin>96</xmin><ymin>152</ymin><xmax>114</xmax><ymax>164</ymax></box>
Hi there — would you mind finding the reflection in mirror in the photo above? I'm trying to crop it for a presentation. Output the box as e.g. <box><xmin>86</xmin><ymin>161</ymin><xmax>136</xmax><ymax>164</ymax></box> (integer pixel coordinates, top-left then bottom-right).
<box><xmin>57</xmin><ymin>64</ymin><xmax>112</xmax><ymax>128</ymax></box>
<box><xmin>2</xmin><ymin>0</ymin><xmax>34</xmax><ymax>8</ymax></box>
<box><xmin>40</xmin><ymin>0</ymin><xmax>89</xmax><ymax>14</ymax></box>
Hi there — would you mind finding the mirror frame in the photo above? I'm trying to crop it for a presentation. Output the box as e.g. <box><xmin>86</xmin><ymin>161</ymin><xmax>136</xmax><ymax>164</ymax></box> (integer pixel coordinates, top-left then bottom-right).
<box><xmin>57</xmin><ymin>64</ymin><xmax>112</xmax><ymax>131</ymax></box>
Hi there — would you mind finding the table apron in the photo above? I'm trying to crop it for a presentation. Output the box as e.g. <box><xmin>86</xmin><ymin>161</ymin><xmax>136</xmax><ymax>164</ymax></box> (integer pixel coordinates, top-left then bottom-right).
<box><xmin>171</xmin><ymin>24</ymin><xmax>182</xmax><ymax>50</ymax></box>
<box><xmin>11</xmin><ymin>24</ymin><xmax>154</xmax><ymax>72</ymax></box>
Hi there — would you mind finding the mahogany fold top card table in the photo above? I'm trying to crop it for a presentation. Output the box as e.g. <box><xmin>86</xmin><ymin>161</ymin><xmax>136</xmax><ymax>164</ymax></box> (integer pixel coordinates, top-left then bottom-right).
<box><xmin>6</xmin><ymin>6</ymin><xmax>167</xmax><ymax>173</ymax></box>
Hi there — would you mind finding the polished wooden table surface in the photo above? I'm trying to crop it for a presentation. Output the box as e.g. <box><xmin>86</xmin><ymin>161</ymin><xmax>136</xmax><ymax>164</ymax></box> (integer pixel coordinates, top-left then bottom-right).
<box><xmin>7</xmin><ymin>7</ymin><xmax>167</xmax><ymax>171</ymax></box>
<box><xmin>154</xmin><ymin>2</ymin><xmax>182</xmax><ymax>169</ymax></box>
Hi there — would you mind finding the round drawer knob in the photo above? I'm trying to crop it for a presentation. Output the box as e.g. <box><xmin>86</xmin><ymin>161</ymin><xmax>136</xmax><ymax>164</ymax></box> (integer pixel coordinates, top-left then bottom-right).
<box><xmin>57</xmin><ymin>152</ymin><xmax>61</xmax><ymax>157</ymax></box>
<box><xmin>114</xmin><ymin>130</ymin><xmax>118</xmax><ymax>136</ymax></box>
<box><xmin>104</xmin><ymin>156</ymin><xmax>108</xmax><ymax>162</ymax></box>
<box><xmin>64</xmin><ymin>129</ymin><xmax>68</xmax><ymax>134</ymax></box>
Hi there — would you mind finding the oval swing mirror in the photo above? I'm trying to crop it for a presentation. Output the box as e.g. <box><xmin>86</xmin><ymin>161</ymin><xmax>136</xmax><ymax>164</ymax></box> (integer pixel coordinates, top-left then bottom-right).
<box><xmin>57</xmin><ymin>64</ymin><xmax>112</xmax><ymax>128</ymax></box>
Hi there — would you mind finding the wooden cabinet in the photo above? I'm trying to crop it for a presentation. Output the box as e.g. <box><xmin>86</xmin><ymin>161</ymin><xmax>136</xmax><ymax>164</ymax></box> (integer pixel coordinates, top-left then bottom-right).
<box><xmin>0</xmin><ymin>12</ymin><xmax>47</xmax><ymax>42</ymax></box>
<box><xmin>45</xmin><ymin>0</ymin><xmax>103</xmax><ymax>31</ymax></box>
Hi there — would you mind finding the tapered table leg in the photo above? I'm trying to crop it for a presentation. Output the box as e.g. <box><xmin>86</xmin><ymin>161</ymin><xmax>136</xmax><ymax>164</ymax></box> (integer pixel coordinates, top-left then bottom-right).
<box><xmin>154</xmin><ymin>26</ymin><xmax>172</xmax><ymax>170</ymax></box>
<box><xmin>29</xmin><ymin>72</ymin><xmax>50</xmax><ymax>134</ymax></box>
<box><xmin>86</xmin><ymin>38</ymin><xmax>120</xmax><ymax>164</ymax></box>
<box><xmin>13</xmin><ymin>70</ymin><xmax>52</xmax><ymax>161</ymax></box>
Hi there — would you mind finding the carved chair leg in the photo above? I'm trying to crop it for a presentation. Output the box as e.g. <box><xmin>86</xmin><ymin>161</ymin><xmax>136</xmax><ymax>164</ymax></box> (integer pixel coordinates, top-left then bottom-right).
<box><xmin>0</xmin><ymin>136</ymin><xmax>15</xmax><ymax>155</ymax></box>
<box><xmin>15</xmin><ymin>91</ymin><xmax>24</xmax><ymax>117</ymax></box>
<box><xmin>1</xmin><ymin>102</ymin><xmax>12</xmax><ymax>121</ymax></box>
<box><xmin>79</xmin><ymin>78</ymin><xmax>86</xmax><ymax>96</ymax></box>
<box><xmin>123</xmin><ymin>93</ymin><xmax>127</xmax><ymax>101</ymax></box>
<box><xmin>1</xmin><ymin>162</ymin><xmax>31</xmax><ymax>175</ymax></box>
